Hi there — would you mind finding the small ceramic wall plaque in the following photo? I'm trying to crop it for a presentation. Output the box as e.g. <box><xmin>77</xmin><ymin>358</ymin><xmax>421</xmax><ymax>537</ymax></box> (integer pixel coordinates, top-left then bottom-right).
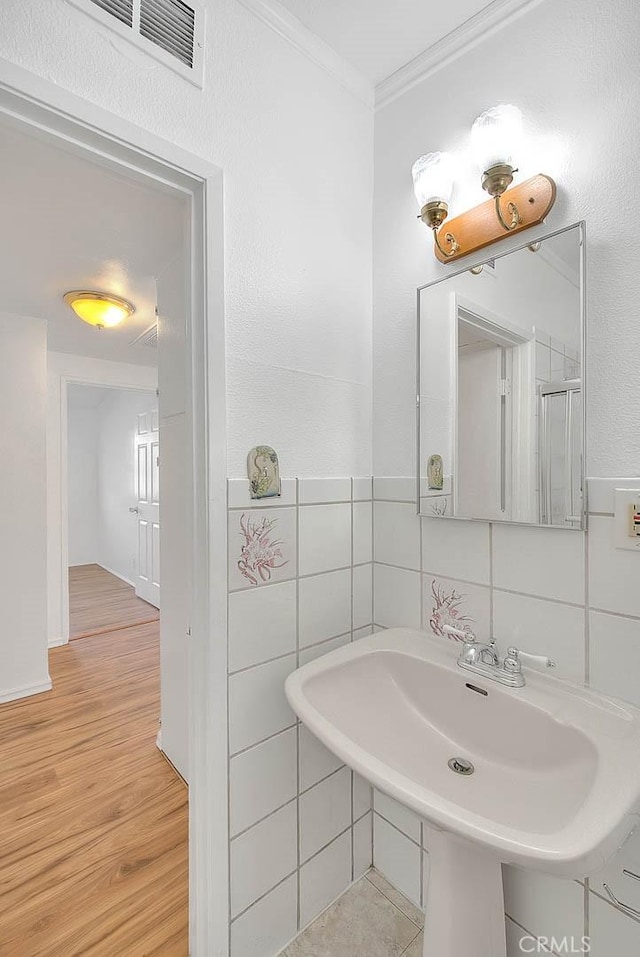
<box><xmin>427</xmin><ymin>454</ymin><xmax>444</xmax><ymax>490</ymax></box>
<box><xmin>247</xmin><ymin>445</ymin><xmax>281</xmax><ymax>499</ymax></box>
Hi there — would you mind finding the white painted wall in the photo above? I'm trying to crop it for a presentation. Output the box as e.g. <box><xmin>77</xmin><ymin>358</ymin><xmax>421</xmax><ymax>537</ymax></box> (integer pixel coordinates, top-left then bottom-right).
<box><xmin>98</xmin><ymin>389</ymin><xmax>158</xmax><ymax>584</ymax></box>
<box><xmin>373</xmin><ymin>0</ymin><xmax>640</xmax><ymax>478</ymax></box>
<box><xmin>0</xmin><ymin>313</ymin><xmax>50</xmax><ymax>701</ymax></box>
<box><xmin>0</xmin><ymin>0</ymin><xmax>374</xmax><ymax>480</ymax></box>
<box><xmin>67</xmin><ymin>403</ymin><xmax>99</xmax><ymax>565</ymax></box>
<box><xmin>47</xmin><ymin>353</ymin><xmax>158</xmax><ymax>645</ymax></box>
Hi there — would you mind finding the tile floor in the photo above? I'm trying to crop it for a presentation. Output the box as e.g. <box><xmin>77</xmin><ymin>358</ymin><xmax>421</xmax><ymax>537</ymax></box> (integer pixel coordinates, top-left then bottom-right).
<box><xmin>280</xmin><ymin>869</ymin><xmax>424</xmax><ymax>957</ymax></box>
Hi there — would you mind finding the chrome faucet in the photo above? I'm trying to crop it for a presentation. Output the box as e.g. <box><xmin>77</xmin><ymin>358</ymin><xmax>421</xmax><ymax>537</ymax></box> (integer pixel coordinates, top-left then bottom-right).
<box><xmin>442</xmin><ymin>626</ymin><xmax>556</xmax><ymax>688</ymax></box>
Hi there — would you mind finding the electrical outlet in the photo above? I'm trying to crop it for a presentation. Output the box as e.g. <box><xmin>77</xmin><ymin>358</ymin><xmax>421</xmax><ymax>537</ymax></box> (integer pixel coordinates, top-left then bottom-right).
<box><xmin>614</xmin><ymin>489</ymin><xmax>640</xmax><ymax>551</ymax></box>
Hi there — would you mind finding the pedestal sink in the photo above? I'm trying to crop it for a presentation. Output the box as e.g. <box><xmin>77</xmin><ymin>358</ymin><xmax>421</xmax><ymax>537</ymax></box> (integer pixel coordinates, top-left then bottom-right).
<box><xmin>285</xmin><ymin>629</ymin><xmax>640</xmax><ymax>957</ymax></box>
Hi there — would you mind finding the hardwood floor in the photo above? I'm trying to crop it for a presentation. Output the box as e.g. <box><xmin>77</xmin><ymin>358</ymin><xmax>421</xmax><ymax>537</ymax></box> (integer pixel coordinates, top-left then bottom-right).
<box><xmin>0</xmin><ymin>621</ymin><xmax>188</xmax><ymax>956</ymax></box>
<box><xmin>69</xmin><ymin>564</ymin><xmax>159</xmax><ymax>639</ymax></box>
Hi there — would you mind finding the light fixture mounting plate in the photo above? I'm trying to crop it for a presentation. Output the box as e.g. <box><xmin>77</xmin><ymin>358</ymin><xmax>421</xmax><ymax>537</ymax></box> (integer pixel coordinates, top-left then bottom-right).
<box><xmin>433</xmin><ymin>174</ymin><xmax>556</xmax><ymax>264</ymax></box>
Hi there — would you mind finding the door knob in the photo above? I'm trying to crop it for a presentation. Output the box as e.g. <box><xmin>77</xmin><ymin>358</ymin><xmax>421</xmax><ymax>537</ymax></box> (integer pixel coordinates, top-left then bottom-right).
<box><xmin>129</xmin><ymin>506</ymin><xmax>139</xmax><ymax>514</ymax></box>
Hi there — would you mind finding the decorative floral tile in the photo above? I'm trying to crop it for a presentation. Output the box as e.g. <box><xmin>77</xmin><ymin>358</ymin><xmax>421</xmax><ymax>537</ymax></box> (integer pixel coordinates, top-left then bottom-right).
<box><xmin>228</xmin><ymin>507</ymin><xmax>297</xmax><ymax>590</ymax></box>
<box><xmin>422</xmin><ymin>575</ymin><xmax>491</xmax><ymax>643</ymax></box>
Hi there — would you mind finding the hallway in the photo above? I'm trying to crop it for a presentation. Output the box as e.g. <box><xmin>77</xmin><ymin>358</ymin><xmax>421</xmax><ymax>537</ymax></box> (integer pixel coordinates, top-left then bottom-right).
<box><xmin>0</xmin><ymin>619</ymin><xmax>188</xmax><ymax>956</ymax></box>
<box><xmin>69</xmin><ymin>564</ymin><xmax>159</xmax><ymax>639</ymax></box>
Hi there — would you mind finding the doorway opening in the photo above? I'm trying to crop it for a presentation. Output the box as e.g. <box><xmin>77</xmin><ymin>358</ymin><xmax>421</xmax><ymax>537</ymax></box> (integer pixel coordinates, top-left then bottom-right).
<box><xmin>0</xmin><ymin>60</ymin><xmax>228</xmax><ymax>956</ymax></box>
<box><xmin>66</xmin><ymin>383</ymin><xmax>160</xmax><ymax>641</ymax></box>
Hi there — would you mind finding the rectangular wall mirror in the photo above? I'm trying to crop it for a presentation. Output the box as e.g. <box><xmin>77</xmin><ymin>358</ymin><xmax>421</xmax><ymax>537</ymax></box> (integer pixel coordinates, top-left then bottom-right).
<box><xmin>417</xmin><ymin>221</ymin><xmax>585</xmax><ymax>528</ymax></box>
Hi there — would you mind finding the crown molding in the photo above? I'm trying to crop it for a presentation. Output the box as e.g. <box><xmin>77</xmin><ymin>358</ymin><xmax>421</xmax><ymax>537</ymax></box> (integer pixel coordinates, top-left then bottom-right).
<box><xmin>375</xmin><ymin>0</ymin><xmax>546</xmax><ymax>109</ymax></box>
<box><xmin>236</xmin><ymin>0</ymin><xmax>374</xmax><ymax>109</ymax></box>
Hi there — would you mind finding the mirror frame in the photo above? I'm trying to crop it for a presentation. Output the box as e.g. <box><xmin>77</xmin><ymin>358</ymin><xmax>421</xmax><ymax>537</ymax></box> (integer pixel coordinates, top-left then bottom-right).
<box><xmin>416</xmin><ymin>220</ymin><xmax>587</xmax><ymax>529</ymax></box>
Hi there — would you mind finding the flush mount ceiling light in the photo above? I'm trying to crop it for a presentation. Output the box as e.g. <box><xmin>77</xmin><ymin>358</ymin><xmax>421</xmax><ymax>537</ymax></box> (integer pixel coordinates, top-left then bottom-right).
<box><xmin>413</xmin><ymin>105</ymin><xmax>556</xmax><ymax>263</ymax></box>
<box><xmin>63</xmin><ymin>290</ymin><xmax>135</xmax><ymax>329</ymax></box>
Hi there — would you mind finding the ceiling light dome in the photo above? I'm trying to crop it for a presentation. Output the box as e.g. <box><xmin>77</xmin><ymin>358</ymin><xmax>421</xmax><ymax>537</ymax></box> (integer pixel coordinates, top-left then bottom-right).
<box><xmin>63</xmin><ymin>290</ymin><xmax>135</xmax><ymax>329</ymax></box>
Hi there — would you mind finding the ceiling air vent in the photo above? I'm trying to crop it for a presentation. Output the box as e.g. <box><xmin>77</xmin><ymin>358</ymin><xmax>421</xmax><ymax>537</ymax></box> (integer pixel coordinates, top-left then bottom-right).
<box><xmin>90</xmin><ymin>0</ymin><xmax>133</xmax><ymax>26</ymax></box>
<box><xmin>70</xmin><ymin>0</ymin><xmax>204</xmax><ymax>86</ymax></box>
<box><xmin>140</xmin><ymin>0</ymin><xmax>195</xmax><ymax>69</ymax></box>
<box><xmin>130</xmin><ymin>322</ymin><xmax>158</xmax><ymax>348</ymax></box>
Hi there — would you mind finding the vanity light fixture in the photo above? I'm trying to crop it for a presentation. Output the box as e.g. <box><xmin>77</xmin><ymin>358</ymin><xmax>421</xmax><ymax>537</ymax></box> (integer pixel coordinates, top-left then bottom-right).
<box><xmin>413</xmin><ymin>105</ymin><xmax>556</xmax><ymax>264</ymax></box>
<box><xmin>63</xmin><ymin>290</ymin><xmax>135</xmax><ymax>329</ymax></box>
<box><xmin>412</xmin><ymin>152</ymin><xmax>460</xmax><ymax>259</ymax></box>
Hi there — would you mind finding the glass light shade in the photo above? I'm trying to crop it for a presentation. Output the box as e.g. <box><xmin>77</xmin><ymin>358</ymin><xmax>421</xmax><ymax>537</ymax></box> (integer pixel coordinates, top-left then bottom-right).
<box><xmin>412</xmin><ymin>152</ymin><xmax>454</xmax><ymax>208</ymax></box>
<box><xmin>471</xmin><ymin>104</ymin><xmax>523</xmax><ymax>172</ymax></box>
<box><xmin>63</xmin><ymin>291</ymin><xmax>135</xmax><ymax>329</ymax></box>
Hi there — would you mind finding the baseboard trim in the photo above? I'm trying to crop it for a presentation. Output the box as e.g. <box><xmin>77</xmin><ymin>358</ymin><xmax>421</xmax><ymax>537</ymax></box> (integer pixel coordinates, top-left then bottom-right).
<box><xmin>156</xmin><ymin>735</ymin><xmax>189</xmax><ymax>788</ymax></box>
<box><xmin>0</xmin><ymin>677</ymin><xmax>53</xmax><ymax>703</ymax></box>
<box><xmin>97</xmin><ymin>563</ymin><xmax>136</xmax><ymax>589</ymax></box>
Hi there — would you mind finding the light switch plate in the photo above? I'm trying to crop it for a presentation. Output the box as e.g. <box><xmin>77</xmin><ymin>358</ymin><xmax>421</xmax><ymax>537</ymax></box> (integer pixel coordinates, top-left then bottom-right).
<box><xmin>614</xmin><ymin>489</ymin><xmax>640</xmax><ymax>551</ymax></box>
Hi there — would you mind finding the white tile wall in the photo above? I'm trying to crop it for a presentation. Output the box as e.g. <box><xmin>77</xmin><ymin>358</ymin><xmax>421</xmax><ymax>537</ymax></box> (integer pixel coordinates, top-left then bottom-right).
<box><xmin>230</xmin><ymin>727</ymin><xmax>297</xmax><ymax>836</ymax></box>
<box><xmin>371</xmin><ymin>475</ymin><xmax>640</xmax><ymax>955</ymax></box>
<box><xmin>228</xmin><ymin>475</ymin><xmax>640</xmax><ymax>955</ymax></box>
<box><xmin>353</xmin><ymin>476</ymin><xmax>373</xmax><ymax>501</ymax></box>
<box><xmin>589</xmin><ymin>515</ymin><xmax>640</xmax><ymax>618</ymax></box>
<box><xmin>353</xmin><ymin>563</ymin><xmax>373</xmax><ymax>629</ymax></box>
<box><xmin>493</xmin><ymin>523</ymin><xmax>585</xmax><ymax>604</ymax></box>
<box><xmin>353</xmin><ymin>501</ymin><xmax>373</xmax><ymax>565</ymax></box>
<box><xmin>590</xmin><ymin>610</ymin><xmax>640</xmax><ymax>708</ymax></box>
<box><xmin>228</xmin><ymin>654</ymin><xmax>297</xmax><ymax>754</ymax></box>
<box><xmin>589</xmin><ymin>827</ymin><xmax>640</xmax><ymax>920</ymax></box>
<box><xmin>231</xmin><ymin>802</ymin><xmax>297</xmax><ymax>917</ymax></box>
<box><xmin>353</xmin><ymin>774</ymin><xmax>373</xmax><ymax>820</ymax></box>
<box><xmin>299</xmin><ymin>723</ymin><xmax>343</xmax><ymax>792</ymax></box>
<box><xmin>493</xmin><ymin>591</ymin><xmax>585</xmax><ymax>684</ymax></box>
<box><xmin>298</xmin><ymin>633</ymin><xmax>351</xmax><ymax>665</ymax></box>
<box><xmin>374</xmin><ymin>501</ymin><xmax>421</xmax><ymax>570</ymax></box>
<box><xmin>227</xmin><ymin>477</ymin><xmax>374</xmax><ymax>957</ymax></box>
<box><xmin>502</xmin><ymin>867</ymin><xmax>585</xmax><ymax>946</ymax></box>
<box><xmin>299</xmin><ymin>569</ymin><xmax>351</xmax><ymax>647</ymax></box>
<box><xmin>300</xmin><ymin>831</ymin><xmax>352</xmax><ymax>928</ymax></box>
<box><xmin>229</xmin><ymin>579</ymin><xmax>297</xmax><ymax>672</ymax></box>
<box><xmin>374</xmin><ymin>790</ymin><xmax>421</xmax><ymax>844</ymax></box>
<box><xmin>374</xmin><ymin>563</ymin><xmax>421</xmax><ymax>629</ymax></box>
<box><xmin>353</xmin><ymin>812</ymin><xmax>373</xmax><ymax>878</ymax></box>
<box><xmin>422</xmin><ymin>516</ymin><xmax>491</xmax><ymax>585</ymax></box>
<box><xmin>228</xmin><ymin>477</ymin><xmax>297</xmax><ymax>510</ymax></box>
<box><xmin>589</xmin><ymin>894</ymin><xmax>640</xmax><ymax>956</ymax></box>
<box><xmin>299</xmin><ymin>766</ymin><xmax>352</xmax><ymax>862</ymax></box>
<box><xmin>299</xmin><ymin>502</ymin><xmax>351</xmax><ymax>576</ymax></box>
<box><xmin>373</xmin><ymin>815</ymin><xmax>421</xmax><ymax>908</ymax></box>
<box><xmin>230</xmin><ymin>875</ymin><xmax>298</xmax><ymax>957</ymax></box>
<box><xmin>298</xmin><ymin>477</ymin><xmax>351</xmax><ymax>504</ymax></box>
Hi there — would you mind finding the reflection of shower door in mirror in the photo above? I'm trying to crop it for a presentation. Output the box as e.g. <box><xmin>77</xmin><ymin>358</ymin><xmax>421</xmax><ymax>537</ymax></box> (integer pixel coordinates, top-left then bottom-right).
<box><xmin>455</xmin><ymin>304</ymin><xmax>535</xmax><ymax>523</ymax></box>
<box><xmin>539</xmin><ymin>381</ymin><xmax>582</xmax><ymax>526</ymax></box>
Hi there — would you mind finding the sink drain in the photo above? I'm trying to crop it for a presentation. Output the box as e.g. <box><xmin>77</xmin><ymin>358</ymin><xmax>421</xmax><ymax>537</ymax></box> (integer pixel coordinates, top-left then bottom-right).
<box><xmin>448</xmin><ymin>757</ymin><xmax>475</xmax><ymax>776</ymax></box>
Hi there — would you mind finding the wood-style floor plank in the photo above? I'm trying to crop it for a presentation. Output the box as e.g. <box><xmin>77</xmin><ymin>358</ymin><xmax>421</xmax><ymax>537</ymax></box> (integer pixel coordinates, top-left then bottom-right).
<box><xmin>69</xmin><ymin>564</ymin><xmax>159</xmax><ymax>639</ymax></box>
<box><xmin>0</xmin><ymin>619</ymin><xmax>188</xmax><ymax>956</ymax></box>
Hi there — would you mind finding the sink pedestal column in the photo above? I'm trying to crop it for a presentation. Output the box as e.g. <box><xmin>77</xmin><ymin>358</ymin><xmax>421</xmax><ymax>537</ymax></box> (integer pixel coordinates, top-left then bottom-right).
<box><xmin>422</xmin><ymin>826</ymin><xmax>506</xmax><ymax>957</ymax></box>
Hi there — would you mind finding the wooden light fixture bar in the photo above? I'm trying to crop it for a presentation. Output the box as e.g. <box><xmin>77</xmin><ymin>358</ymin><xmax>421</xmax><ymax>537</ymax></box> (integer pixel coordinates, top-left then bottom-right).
<box><xmin>433</xmin><ymin>174</ymin><xmax>557</xmax><ymax>264</ymax></box>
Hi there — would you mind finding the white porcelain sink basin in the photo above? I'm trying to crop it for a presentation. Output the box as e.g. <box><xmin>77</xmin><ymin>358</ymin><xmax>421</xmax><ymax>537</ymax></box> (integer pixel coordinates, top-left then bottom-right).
<box><xmin>285</xmin><ymin>629</ymin><xmax>640</xmax><ymax>957</ymax></box>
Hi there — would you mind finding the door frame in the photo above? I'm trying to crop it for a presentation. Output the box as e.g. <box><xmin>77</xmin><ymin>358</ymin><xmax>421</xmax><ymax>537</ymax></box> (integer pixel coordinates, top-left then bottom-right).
<box><xmin>60</xmin><ymin>373</ymin><xmax>159</xmax><ymax>634</ymax></box>
<box><xmin>0</xmin><ymin>59</ymin><xmax>229</xmax><ymax>957</ymax></box>
<box><xmin>450</xmin><ymin>294</ymin><xmax>535</xmax><ymax>522</ymax></box>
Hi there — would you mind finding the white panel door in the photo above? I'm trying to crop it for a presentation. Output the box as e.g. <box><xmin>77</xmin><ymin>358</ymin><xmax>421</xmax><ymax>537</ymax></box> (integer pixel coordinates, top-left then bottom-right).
<box><xmin>134</xmin><ymin>409</ymin><xmax>160</xmax><ymax>608</ymax></box>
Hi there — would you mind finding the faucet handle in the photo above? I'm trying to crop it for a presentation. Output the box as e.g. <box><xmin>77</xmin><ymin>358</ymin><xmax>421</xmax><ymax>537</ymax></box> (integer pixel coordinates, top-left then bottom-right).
<box><xmin>504</xmin><ymin>646</ymin><xmax>556</xmax><ymax>675</ymax></box>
